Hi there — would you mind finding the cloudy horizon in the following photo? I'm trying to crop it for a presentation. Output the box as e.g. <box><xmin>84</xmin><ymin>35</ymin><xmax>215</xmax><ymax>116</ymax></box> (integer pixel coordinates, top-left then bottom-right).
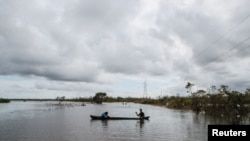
<box><xmin>0</xmin><ymin>0</ymin><xmax>249</xmax><ymax>99</ymax></box>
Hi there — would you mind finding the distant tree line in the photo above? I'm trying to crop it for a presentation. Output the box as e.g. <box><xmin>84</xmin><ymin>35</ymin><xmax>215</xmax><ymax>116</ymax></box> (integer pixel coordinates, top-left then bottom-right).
<box><xmin>3</xmin><ymin>82</ymin><xmax>250</xmax><ymax>120</ymax></box>
<box><xmin>0</xmin><ymin>98</ymin><xmax>10</xmax><ymax>103</ymax></box>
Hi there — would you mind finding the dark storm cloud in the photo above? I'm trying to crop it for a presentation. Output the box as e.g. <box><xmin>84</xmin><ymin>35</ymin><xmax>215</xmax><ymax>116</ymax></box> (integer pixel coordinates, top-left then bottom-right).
<box><xmin>0</xmin><ymin>0</ymin><xmax>249</xmax><ymax>98</ymax></box>
<box><xmin>0</xmin><ymin>0</ymin><xmax>140</xmax><ymax>82</ymax></box>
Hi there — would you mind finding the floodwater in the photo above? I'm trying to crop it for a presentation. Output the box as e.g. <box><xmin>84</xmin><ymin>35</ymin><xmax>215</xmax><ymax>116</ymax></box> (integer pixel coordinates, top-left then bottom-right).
<box><xmin>0</xmin><ymin>101</ymin><xmax>248</xmax><ymax>141</ymax></box>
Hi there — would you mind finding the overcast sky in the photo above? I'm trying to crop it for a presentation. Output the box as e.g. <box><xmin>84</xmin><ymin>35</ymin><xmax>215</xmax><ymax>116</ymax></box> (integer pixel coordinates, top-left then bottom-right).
<box><xmin>0</xmin><ymin>0</ymin><xmax>249</xmax><ymax>99</ymax></box>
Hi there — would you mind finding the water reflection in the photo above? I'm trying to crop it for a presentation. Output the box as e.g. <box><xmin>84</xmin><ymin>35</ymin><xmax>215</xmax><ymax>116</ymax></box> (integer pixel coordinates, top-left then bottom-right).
<box><xmin>204</xmin><ymin>114</ymin><xmax>250</xmax><ymax>125</ymax></box>
<box><xmin>101</xmin><ymin>120</ymin><xmax>108</xmax><ymax>128</ymax></box>
<box><xmin>136</xmin><ymin>120</ymin><xmax>145</xmax><ymax>137</ymax></box>
<box><xmin>89</xmin><ymin>118</ymin><xmax>149</xmax><ymax>140</ymax></box>
<box><xmin>135</xmin><ymin>120</ymin><xmax>145</xmax><ymax>129</ymax></box>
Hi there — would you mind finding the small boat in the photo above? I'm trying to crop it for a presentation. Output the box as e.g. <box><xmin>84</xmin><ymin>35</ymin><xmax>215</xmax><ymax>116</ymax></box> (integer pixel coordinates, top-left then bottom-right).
<box><xmin>90</xmin><ymin>115</ymin><xmax>150</xmax><ymax>120</ymax></box>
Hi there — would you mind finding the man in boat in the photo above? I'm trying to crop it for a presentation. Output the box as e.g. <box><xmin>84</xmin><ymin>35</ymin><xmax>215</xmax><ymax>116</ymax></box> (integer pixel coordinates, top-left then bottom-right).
<box><xmin>101</xmin><ymin>111</ymin><xmax>110</xmax><ymax>119</ymax></box>
<box><xmin>136</xmin><ymin>109</ymin><xmax>145</xmax><ymax>119</ymax></box>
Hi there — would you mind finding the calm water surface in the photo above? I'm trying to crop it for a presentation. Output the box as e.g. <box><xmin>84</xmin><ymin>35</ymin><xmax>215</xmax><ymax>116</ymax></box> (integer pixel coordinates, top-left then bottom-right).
<box><xmin>0</xmin><ymin>101</ymin><xmax>248</xmax><ymax>141</ymax></box>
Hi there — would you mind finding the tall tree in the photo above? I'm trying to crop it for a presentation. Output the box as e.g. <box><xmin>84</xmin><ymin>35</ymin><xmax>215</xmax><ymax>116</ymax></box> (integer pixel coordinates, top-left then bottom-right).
<box><xmin>93</xmin><ymin>92</ymin><xmax>107</xmax><ymax>104</ymax></box>
<box><xmin>209</xmin><ymin>85</ymin><xmax>217</xmax><ymax>94</ymax></box>
<box><xmin>219</xmin><ymin>85</ymin><xmax>229</xmax><ymax>95</ymax></box>
<box><xmin>185</xmin><ymin>82</ymin><xmax>194</xmax><ymax>95</ymax></box>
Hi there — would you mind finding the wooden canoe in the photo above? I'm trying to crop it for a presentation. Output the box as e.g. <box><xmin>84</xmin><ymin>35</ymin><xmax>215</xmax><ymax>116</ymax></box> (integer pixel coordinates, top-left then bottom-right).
<box><xmin>90</xmin><ymin>115</ymin><xmax>150</xmax><ymax>120</ymax></box>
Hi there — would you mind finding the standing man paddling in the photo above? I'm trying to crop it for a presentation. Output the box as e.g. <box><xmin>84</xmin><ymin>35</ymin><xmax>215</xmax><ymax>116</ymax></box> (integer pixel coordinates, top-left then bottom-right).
<box><xmin>136</xmin><ymin>108</ymin><xmax>145</xmax><ymax>119</ymax></box>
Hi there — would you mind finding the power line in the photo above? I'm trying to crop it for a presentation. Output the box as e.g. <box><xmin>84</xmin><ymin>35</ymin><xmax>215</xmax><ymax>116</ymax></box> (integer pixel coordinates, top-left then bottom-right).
<box><xmin>196</xmin><ymin>14</ymin><xmax>250</xmax><ymax>58</ymax></box>
<box><xmin>226</xmin><ymin>45</ymin><xmax>250</xmax><ymax>59</ymax></box>
<box><xmin>204</xmin><ymin>37</ymin><xmax>250</xmax><ymax>67</ymax></box>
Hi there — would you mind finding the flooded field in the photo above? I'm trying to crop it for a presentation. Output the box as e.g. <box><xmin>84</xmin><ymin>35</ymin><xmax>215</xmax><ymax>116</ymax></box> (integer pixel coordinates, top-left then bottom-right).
<box><xmin>0</xmin><ymin>101</ymin><xmax>249</xmax><ymax>141</ymax></box>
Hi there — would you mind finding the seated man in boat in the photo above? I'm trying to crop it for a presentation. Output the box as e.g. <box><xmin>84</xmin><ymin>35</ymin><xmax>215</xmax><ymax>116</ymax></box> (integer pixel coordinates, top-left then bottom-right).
<box><xmin>136</xmin><ymin>109</ymin><xmax>145</xmax><ymax>119</ymax></box>
<box><xmin>101</xmin><ymin>111</ymin><xmax>110</xmax><ymax>118</ymax></box>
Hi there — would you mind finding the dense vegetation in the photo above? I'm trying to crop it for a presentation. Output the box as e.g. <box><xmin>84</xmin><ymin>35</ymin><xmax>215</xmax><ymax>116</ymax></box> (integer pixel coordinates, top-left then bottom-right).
<box><xmin>142</xmin><ymin>84</ymin><xmax>250</xmax><ymax>117</ymax></box>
